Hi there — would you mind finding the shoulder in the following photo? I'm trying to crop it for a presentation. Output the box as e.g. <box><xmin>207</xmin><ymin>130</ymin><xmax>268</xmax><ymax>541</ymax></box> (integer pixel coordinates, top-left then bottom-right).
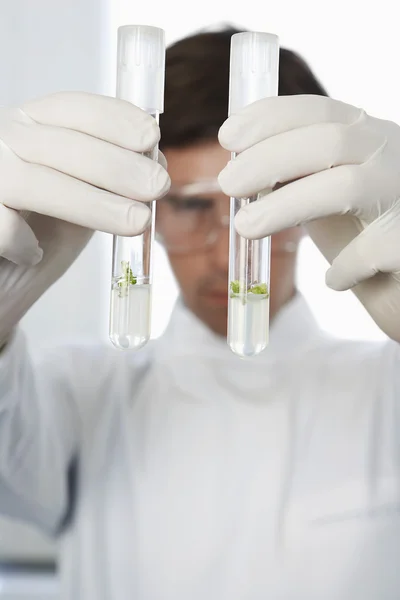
<box><xmin>32</xmin><ymin>337</ymin><xmax>157</xmax><ymax>418</ymax></box>
<box><xmin>296</xmin><ymin>334</ymin><xmax>395</xmax><ymax>369</ymax></box>
<box><xmin>285</xmin><ymin>335</ymin><xmax>399</xmax><ymax>395</ymax></box>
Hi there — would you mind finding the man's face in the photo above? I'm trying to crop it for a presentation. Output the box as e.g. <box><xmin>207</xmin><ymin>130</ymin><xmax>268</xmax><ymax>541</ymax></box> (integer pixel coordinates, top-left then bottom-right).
<box><xmin>158</xmin><ymin>141</ymin><xmax>302</xmax><ymax>336</ymax></box>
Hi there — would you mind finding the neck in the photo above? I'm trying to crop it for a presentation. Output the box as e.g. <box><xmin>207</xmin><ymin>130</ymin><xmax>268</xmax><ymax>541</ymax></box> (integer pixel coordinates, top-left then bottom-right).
<box><xmin>270</xmin><ymin>282</ymin><xmax>298</xmax><ymax>323</ymax></box>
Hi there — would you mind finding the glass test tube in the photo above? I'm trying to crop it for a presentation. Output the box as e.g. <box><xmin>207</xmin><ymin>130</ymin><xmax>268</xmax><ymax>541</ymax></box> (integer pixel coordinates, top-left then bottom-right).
<box><xmin>109</xmin><ymin>25</ymin><xmax>165</xmax><ymax>350</ymax></box>
<box><xmin>227</xmin><ymin>32</ymin><xmax>280</xmax><ymax>358</ymax></box>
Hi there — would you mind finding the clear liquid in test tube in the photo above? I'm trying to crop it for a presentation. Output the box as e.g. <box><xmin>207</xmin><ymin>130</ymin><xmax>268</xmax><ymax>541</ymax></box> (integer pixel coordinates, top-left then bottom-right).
<box><xmin>227</xmin><ymin>31</ymin><xmax>280</xmax><ymax>358</ymax></box>
<box><xmin>109</xmin><ymin>25</ymin><xmax>165</xmax><ymax>350</ymax></box>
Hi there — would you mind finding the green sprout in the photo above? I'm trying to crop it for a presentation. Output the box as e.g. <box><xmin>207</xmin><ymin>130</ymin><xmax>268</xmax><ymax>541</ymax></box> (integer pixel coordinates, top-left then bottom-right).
<box><xmin>229</xmin><ymin>280</ymin><xmax>269</xmax><ymax>300</ymax></box>
<box><xmin>250</xmin><ymin>283</ymin><xmax>269</xmax><ymax>296</ymax></box>
<box><xmin>117</xmin><ymin>260</ymin><xmax>136</xmax><ymax>297</ymax></box>
<box><xmin>230</xmin><ymin>280</ymin><xmax>241</xmax><ymax>294</ymax></box>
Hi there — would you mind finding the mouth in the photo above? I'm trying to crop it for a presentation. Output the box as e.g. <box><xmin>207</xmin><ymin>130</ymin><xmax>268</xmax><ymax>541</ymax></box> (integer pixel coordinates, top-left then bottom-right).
<box><xmin>201</xmin><ymin>290</ymin><xmax>229</xmax><ymax>306</ymax></box>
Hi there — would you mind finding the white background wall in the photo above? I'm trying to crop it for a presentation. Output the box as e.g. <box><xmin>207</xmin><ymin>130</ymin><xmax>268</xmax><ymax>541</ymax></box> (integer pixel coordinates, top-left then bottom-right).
<box><xmin>0</xmin><ymin>0</ymin><xmax>112</xmax><ymax>564</ymax></box>
<box><xmin>0</xmin><ymin>0</ymin><xmax>398</xmax><ymax>570</ymax></box>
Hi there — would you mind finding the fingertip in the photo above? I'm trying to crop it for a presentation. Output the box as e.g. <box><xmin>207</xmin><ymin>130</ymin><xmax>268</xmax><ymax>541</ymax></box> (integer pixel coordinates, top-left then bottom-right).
<box><xmin>3</xmin><ymin>246</ymin><xmax>43</xmax><ymax>268</ymax></box>
<box><xmin>219</xmin><ymin>99</ymin><xmax>275</xmax><ymax>151</ymax></box>
<box><xmin>217</xmin><ymin>164</ymin><xmax>235</xmax><ymax>197</ymax></box>
<box><xmin>126</xmin><ymin>202</ymin><xmax>152</xmax><ymax>236</ymax></box>
<box><xmin>325</xmin><ymin>268</ymin><xmax>340</xmax><ymax>290</ymax></box>
<box><xmin>218</xmin><ymin>116</ymin><xmax>241</xmax><ymax>151</ymax></box>
<box><xmin>29</xmin><ymin>246</ymin><xmax>44</xmax><ymax>266</ymax></box>
<box><xmin>127</xmin><ymin>111</ymin><xmax>160</xmax><ymax>152</ymax></box>
<box><xmin>139</xmin><ymin>115</ymin><xmax>161</xmax><ymax>151</ymax></box>
<box><xmin>234</xmin><ymin>208</ymin><xmax>259</xmax><ymax>239</ymax></box>
<box><xmin>0</xmin><ymin>205</ymin><xmax>44</xmax><ymax>266</ymax></box>
<box><xmin>158</xmin><ymin>150</ymin><xmax>168</xmax><ymax>170</ymax></box>
<box><xmin>151</xmin><ymin>164</ymin><xmax>171</xmax><ymax>199</ymax></box>
<box><xmin>218</xmin><ymin>161</ymin><xmax>255</xmax><ymax>199</ymax></box>
<box><xmin>325</xmin><ymin>266</ymin><xmax>350</xmax><ymax>291</ymax></box>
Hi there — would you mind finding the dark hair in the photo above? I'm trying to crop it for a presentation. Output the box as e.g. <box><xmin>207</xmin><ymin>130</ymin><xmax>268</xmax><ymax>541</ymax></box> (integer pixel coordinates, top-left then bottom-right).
<box><xmin>160</xmin><ymin>26</ymin><xmax>328</xmax><ymax>149</ymax></box>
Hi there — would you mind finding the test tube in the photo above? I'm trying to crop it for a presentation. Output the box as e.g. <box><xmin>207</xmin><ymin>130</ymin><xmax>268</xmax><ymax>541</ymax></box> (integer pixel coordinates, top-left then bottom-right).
<box><xmin>109</xmin><ymin>25</ymin><xmax>165</xmax><ymax>350</ymax></box>
<box><xmin>227</xmin><ymin>32</ymin><xmax>279</xmax><ymax>358</ymax></box>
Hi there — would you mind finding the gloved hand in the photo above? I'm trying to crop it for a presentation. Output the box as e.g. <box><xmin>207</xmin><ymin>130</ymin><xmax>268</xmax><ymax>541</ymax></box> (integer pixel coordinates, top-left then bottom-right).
<box><xmin>0</xmin><ymin>91</ymin><xmax>170</xmax><ymax>345</ymax></box>
<box><xmin>218</xmin><ymin>95</ymin><xmax>400</xmax><ymax>342</ymax></box>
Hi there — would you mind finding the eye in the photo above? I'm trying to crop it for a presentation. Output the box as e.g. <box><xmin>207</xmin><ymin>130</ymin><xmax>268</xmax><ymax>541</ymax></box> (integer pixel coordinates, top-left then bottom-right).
<box><xmin>167</xmin><ymin>196</ymin><xmax>214</xmax><ymax>212</ymax></box>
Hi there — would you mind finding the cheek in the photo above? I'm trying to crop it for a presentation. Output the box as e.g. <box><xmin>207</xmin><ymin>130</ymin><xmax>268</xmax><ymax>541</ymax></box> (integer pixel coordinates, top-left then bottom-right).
<box><xmin>272</xmin><ymin>228</ymin><xmax>302</xmax><ymax>248</ymax></box>
<box><xmin>167</xmin><ymin>253</ymin><xmax>209</xmax><ymax>291</ymax></box>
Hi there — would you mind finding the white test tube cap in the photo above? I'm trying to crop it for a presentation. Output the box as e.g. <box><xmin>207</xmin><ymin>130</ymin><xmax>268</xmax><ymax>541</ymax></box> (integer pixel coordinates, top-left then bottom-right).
<box><xmin>117</xmin><ymin>25</ymin><xmax>165</xmax><ymax>113</ymax></box>
<box><xmin>229</xmin><ymin>31</ymin><xmax>279</xmax><ymax>116</ymax></box>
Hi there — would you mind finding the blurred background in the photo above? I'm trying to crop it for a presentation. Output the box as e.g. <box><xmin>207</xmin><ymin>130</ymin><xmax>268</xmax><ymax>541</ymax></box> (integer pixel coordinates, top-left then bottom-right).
<box><xmin>0</xmin><ymin>0</ymin><xmax>397</xmax><ymax>596</ymax></box>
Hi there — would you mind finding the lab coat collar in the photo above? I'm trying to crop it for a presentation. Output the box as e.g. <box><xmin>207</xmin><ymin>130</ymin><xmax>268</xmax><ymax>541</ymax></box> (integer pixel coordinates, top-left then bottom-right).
<box><xmin>152</xmin><ymin>294</ymin><xmax>325</xmax><ymax>399</ymax></box>
<box><xmin>156</xmin><ymin>293</ymin><xmax>323</xmax><ymax>364</ymax></box>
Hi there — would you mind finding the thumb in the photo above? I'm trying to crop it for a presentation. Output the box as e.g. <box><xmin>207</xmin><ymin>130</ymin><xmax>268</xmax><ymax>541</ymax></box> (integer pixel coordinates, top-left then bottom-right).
<box><xmin>326</xmin><ymin>203</ymin><xmax>400</xmax><ymax>291</ymax></box>
<box><xmin>0</xmin><ymin>205</ymin><xmax>43</xmax><ymax>266</ymax></box>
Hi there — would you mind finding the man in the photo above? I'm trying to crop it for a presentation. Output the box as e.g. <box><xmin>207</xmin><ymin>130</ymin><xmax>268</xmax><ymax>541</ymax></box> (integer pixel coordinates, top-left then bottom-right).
<box><xmin>0</xmin><ymin>26</ymin><xmax>399</xmax><ymax>600</ymax></box>
<box><xmin>157</xmin><ymin>28</ymin><xmax>324</xmax><ymax>333</ymax></box>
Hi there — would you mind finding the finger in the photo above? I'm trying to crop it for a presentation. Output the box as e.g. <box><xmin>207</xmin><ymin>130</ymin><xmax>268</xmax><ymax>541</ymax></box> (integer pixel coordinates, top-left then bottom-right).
<box><xmin>4</xmin><ymin>161</ymin><xmax>152</xmax><ymax>236</ymax></box>
<box><xmin>22</xmin><ymin>92</ymin><xmax>160</xmax><ymax>152</ymax></box>
<box><xmin>326</xmin><ymin>202</ymin><xmax>400</xmax><ymax>291</ymax></box>
<box><xmin>5</xmin><ymin>119</ymin><xmax>170</xmax><ymax>201</ymax></box>
<box><xmin>0</xmin><ymin>205</ymin><xmax>43</xmax><ymax>266</ymax></box>
<box><xmin>218</xmin><ymin>122</ymin><xmax>383</xmax><ymax>198</ymax></box>
<box><xmin>234</xmin><ymin>165</ymin><xmax>367</xmax><ymax>239</ymax></box>
<box><xmin>219</xmin><ymin>95</ymin><xmax>363</xmax><ymax>152</ymax></box>
<box><xmin>158</xmin><ymin>150</ymin><xmax>168</xmax><ymax>170</ymax></box>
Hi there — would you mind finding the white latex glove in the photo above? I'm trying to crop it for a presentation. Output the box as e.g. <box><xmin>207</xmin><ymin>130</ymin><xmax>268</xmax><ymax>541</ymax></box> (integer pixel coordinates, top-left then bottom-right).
<box><xmin>0</xmin><ymin>91</ymin><xmax>170</xmax><ymax>345</ymax></box>
<box><xmin>218</xmin><ymin>95</ymin><xmax>400</xmax><ymax>342</ymax></box>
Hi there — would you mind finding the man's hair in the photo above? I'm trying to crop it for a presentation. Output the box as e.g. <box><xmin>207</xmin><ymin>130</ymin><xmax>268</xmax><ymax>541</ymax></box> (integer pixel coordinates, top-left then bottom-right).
<box><xmin>160</xmin><ymin>26</ymin><xmax>328</xmax><ymax>149</ymax></box>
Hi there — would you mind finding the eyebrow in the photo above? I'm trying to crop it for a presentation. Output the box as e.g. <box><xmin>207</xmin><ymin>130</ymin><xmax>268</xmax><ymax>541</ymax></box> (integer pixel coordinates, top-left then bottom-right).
<box><xmin>165</xmin><ymin>195</ymin><xmax>214</xmax><ymax>206</ymax></box>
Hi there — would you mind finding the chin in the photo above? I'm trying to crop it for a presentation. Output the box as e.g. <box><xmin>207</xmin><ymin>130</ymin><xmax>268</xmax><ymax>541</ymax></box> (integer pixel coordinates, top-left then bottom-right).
<box><xmin>202</xmin><ymin>308</ymin><xmax>228</xmax><ymax>337</ymax></box>
<box><xmin>189</xmin><ymin>301</ymin><xmax>227</xmax><ymax>337</ymax></box>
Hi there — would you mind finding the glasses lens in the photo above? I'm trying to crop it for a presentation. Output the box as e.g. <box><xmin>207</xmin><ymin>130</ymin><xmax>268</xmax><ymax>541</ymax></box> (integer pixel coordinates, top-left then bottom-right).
<box><xmin>157</xmin><ymin>181</ymin><xmax>229</xmax><ymax>252</ymax></box>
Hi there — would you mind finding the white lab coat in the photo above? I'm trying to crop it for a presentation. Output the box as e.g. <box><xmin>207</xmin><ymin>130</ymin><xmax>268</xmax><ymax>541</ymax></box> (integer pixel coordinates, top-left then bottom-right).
<box><xmin>0</xmin><ymin>295</ymin><xmax>399</xmax><ymax>600</ymax></box>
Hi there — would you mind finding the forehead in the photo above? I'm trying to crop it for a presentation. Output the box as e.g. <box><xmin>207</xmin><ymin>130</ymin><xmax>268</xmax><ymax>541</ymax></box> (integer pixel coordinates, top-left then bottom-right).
<box><xmin>163</xmin><ymin>141</ymin><xmax>230</xmax><ymax>186</ymax></box>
